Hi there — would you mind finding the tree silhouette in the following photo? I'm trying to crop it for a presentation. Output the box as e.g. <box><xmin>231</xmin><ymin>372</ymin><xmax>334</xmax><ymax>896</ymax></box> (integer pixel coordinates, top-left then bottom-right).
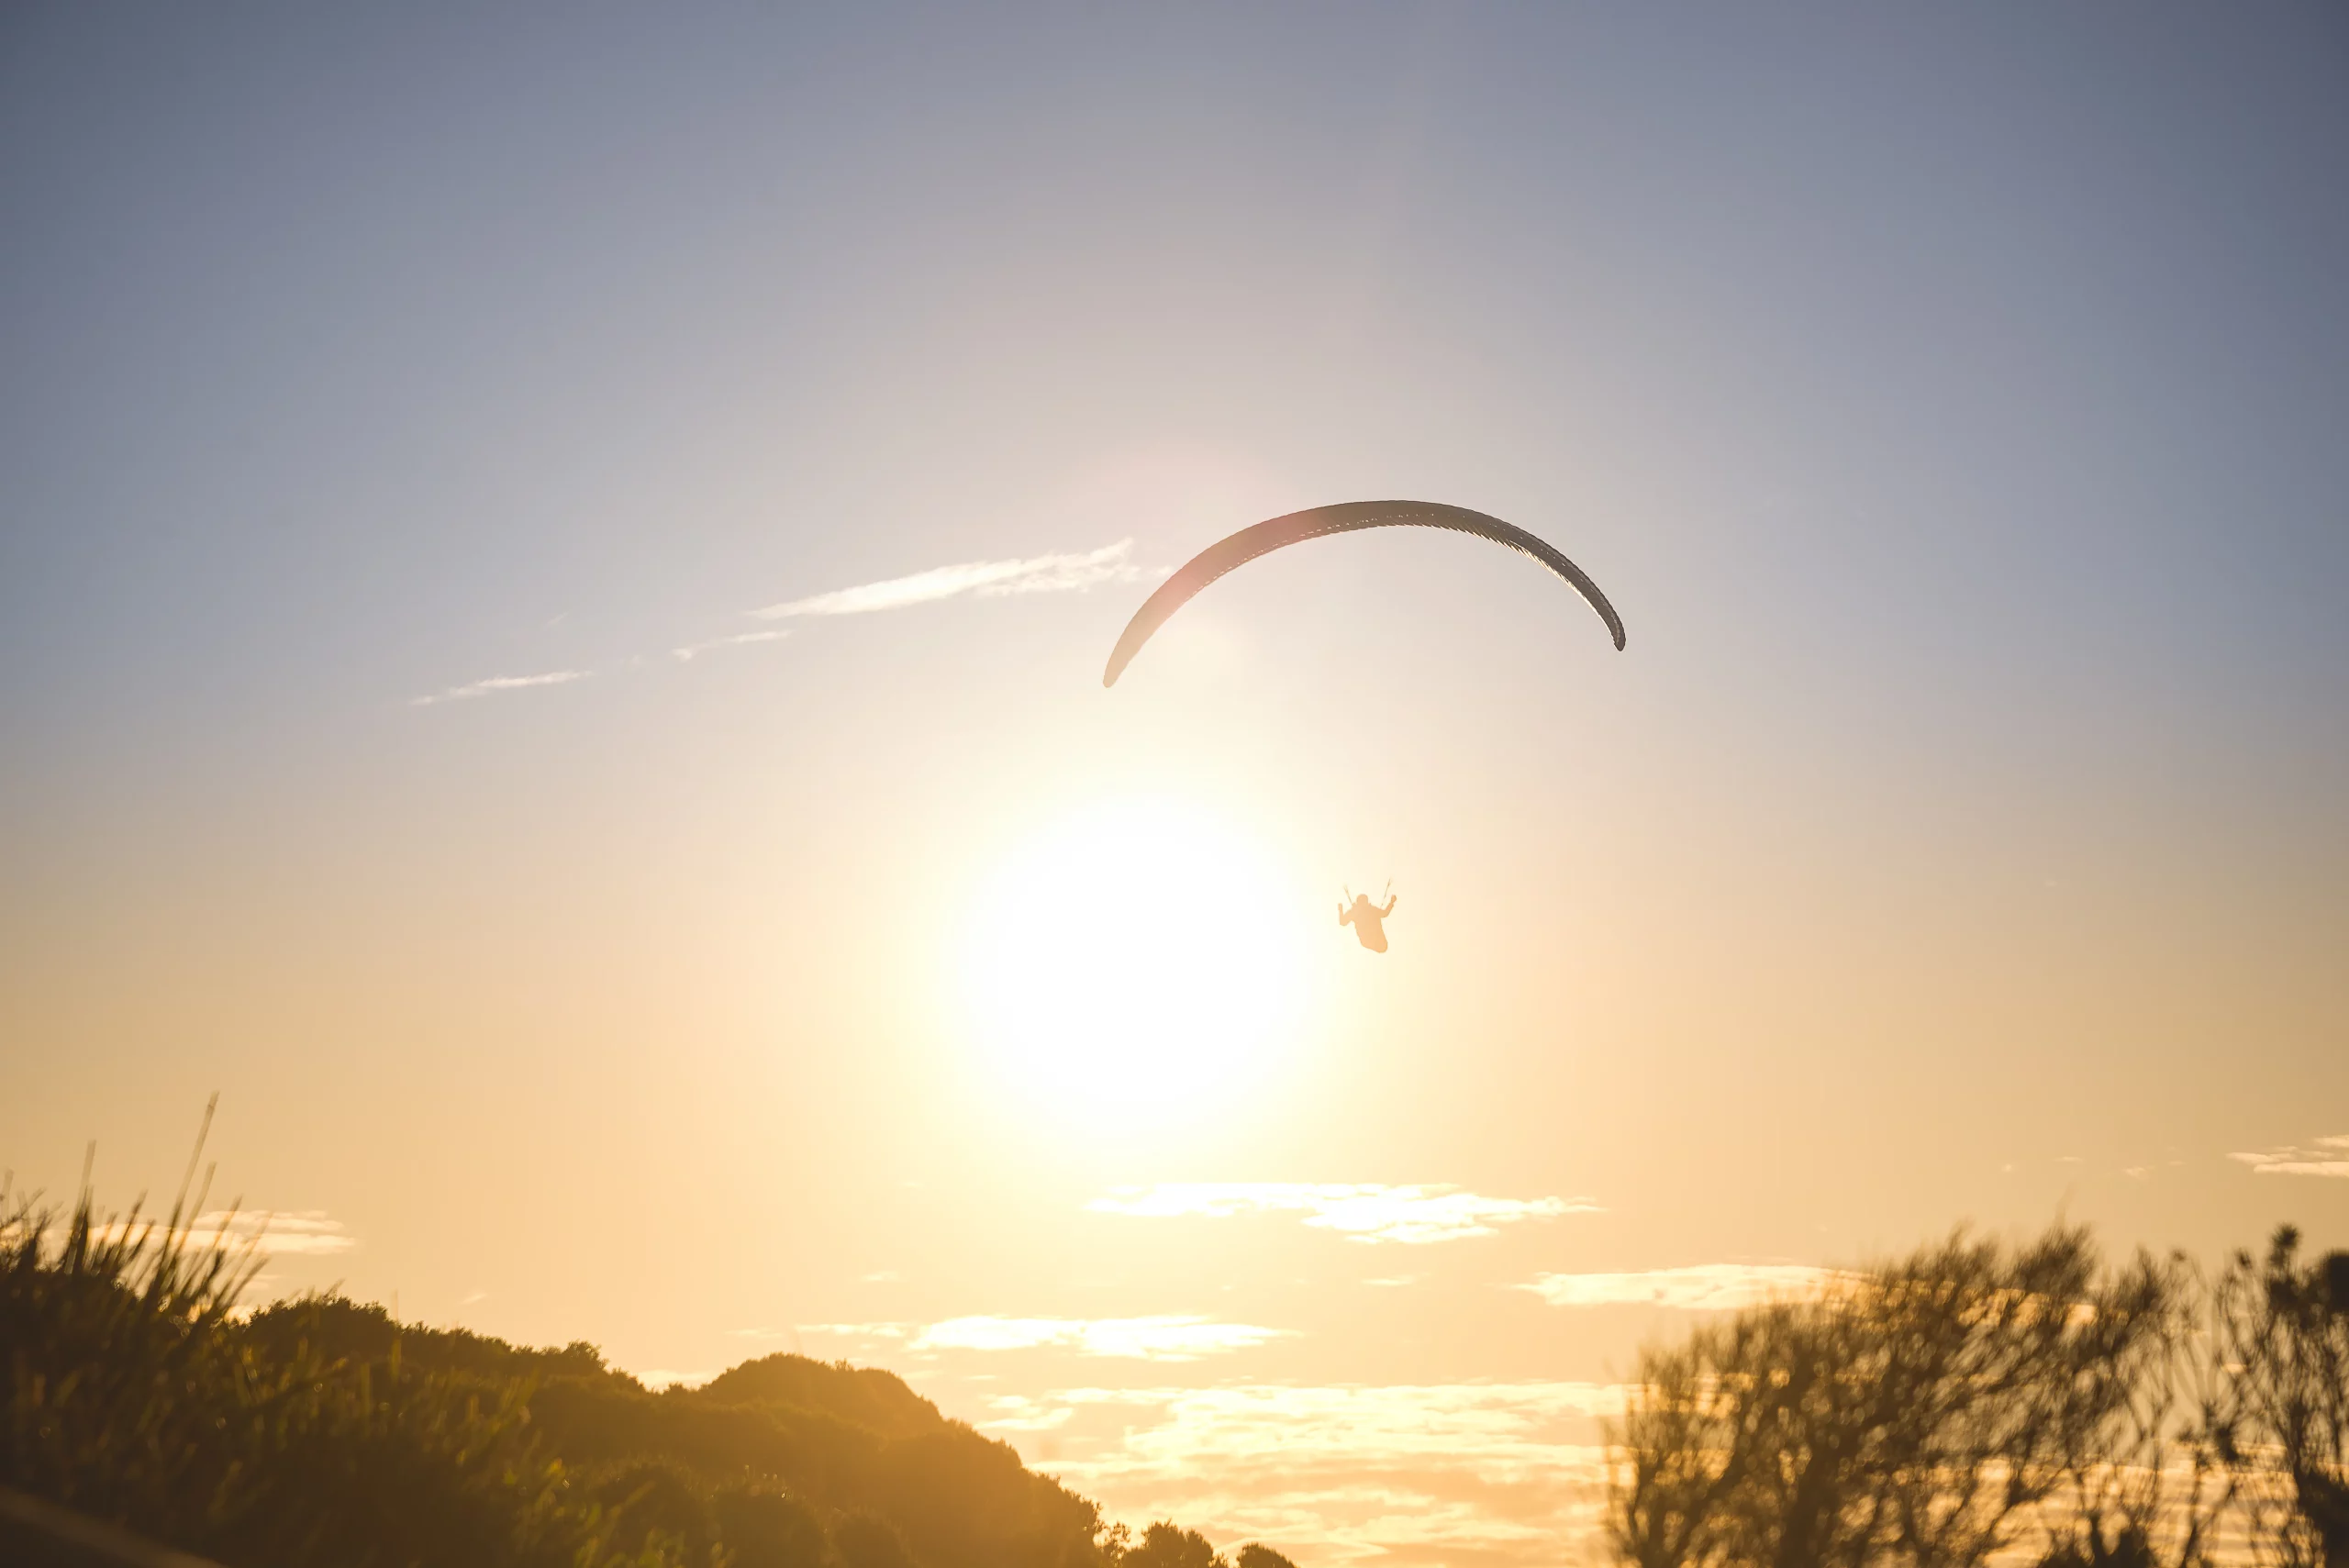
<box><xmin>2206</xmin><ymin>1228</ymin><xmax>2349</xmax><ymax>1568</ymax></box>
<box><xmin>1609</xmin><ymin>1228</ymin><xmax>2203</xmax><ymax>1568</ymax></box>
<box><xmin>1608</xmin><ymin>1223</ymin><xmax>2349</xmax><ymax>1567</ymax></box>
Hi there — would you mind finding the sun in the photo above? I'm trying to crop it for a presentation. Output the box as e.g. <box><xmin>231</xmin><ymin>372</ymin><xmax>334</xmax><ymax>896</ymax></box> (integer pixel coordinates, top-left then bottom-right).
<box><xmin>960</xmin><ymin>798</ymin><xmax>1312</xmax><ymax>1126</ymax></box>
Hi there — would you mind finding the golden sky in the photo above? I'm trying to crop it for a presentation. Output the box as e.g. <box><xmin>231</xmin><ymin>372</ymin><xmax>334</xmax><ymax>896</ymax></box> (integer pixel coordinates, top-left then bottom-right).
<box><xmin>4</xmin><ymin>8</ymin><xmax>2347</xmax><ymax>1562</ymax></box>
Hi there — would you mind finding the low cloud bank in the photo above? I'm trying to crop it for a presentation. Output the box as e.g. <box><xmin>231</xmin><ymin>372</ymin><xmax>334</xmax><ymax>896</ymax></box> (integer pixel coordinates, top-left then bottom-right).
<box><xmin>78</xmin><ymin>1209</ymin><xmax>356</xmax><ymax>1258</ymax></box>
<box><xmin>2230</xmin><ymin>1135</ymin><xmax>2349</xmax><ymax>1178</ymax></box>
<box><xmin>993</xmin><ymin>1381</ymin><xmax>1621</xmax><ymax>1568</ymax></box>
<box><xmin>1520</xmin><ymin>1263</ymin><xmax>1842</xmax><ymax>1311</ymax></box>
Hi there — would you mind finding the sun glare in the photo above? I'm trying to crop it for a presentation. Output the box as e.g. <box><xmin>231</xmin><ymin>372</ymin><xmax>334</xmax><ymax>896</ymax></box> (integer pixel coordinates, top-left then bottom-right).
<box><xmin>961</xmin><ymin>799</ymin><xmax>1311</xmax><ymax>1126</ymax></box>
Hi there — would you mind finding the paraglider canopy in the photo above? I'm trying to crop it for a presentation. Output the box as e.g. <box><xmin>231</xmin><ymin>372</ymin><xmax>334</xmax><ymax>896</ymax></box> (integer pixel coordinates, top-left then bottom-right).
<box><xmin>1103</xmin><ymin>500</ymin><xmax>1624</xmax><ymax>686</ymax></box>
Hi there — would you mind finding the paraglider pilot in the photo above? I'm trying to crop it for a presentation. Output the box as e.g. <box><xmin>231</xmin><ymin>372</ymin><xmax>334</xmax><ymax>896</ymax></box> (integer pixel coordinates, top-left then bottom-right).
<box><xmin>1340</xmin><ymin>884</ymin><xmax>1398</xmax><ymax>953</ymax></box>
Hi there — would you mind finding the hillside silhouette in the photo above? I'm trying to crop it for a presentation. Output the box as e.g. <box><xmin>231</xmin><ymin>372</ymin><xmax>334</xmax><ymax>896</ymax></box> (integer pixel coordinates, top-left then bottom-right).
<box><xmin>1</xmin><ymin>1180</ymin><xmax>1290</xmax><ymax>1568</ymax></box>
<box><xmin>244</xmin><ymin>1298</ymin><xmax>1101</xmax><ymax>1568</ymax></box>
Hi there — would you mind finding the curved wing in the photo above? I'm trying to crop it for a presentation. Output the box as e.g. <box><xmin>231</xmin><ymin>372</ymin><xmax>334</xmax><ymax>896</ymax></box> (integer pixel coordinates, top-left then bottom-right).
<box><xmin>1103</xmin><ymin>500</ymin><xmax>1624</xmax><ymax>686</ymax></box>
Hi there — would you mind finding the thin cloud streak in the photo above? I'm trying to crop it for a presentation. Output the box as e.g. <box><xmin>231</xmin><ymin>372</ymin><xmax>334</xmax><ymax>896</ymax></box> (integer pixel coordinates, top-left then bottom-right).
<box><xmin>411</xmin><ymin>671</ymin><xmax>589</xmax><ymax>706</ymax></box>
<box><xmin>751</xmin><ymin>540</ymin><xmax>1146</xmax><ymax>620</ymax></box>
<box><xmin>801</xmin><ymin>1316</ymin><xmax>1290</xmax><ymax>1362</ymax></box>
<box><xmin>672</xmin><ymin>628</ymin><xmax>792</xmax><ymax>661</ymax></box>
<box><xmin>1520</xmin><ymin>1263</ymin><xmax>1841</xmax><ymax>1311</ymax></box>
<box><xmin>1087</xmin><ymin>1183</ymin><xmax>1599</xmax><ymax>1245</ymax></box>
<box><xmin>2230</xmin><ymin>1135</ymin><xmax>2349</xmax><ymax>1178</ymax></box>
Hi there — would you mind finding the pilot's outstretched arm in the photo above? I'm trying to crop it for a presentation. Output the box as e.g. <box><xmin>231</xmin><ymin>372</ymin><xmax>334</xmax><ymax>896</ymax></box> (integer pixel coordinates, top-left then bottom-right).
<box><xmin>1381</xmin><ymin>896</ymin><xmax>1397</xmax><ymax>916</ymax></box>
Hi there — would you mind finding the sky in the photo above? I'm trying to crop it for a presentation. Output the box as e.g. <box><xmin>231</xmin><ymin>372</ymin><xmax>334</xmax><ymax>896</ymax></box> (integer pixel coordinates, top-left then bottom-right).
<box><xmin>4</xmin><ymin>6</ymin><xmax>2347</xmax><ymax>1563</ymax></box>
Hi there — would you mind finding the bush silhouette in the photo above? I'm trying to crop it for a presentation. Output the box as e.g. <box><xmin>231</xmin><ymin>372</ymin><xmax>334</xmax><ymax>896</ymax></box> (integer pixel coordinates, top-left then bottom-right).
<box><xmin>712</xmin><ymin>1487</ymin><xmax>831</xmax><ymax>1568</ymax></box>
<box><xmin>1608</xmin><ymin>1222</ymin><xmax>2349</xmax><ymax>1567</ymax></box>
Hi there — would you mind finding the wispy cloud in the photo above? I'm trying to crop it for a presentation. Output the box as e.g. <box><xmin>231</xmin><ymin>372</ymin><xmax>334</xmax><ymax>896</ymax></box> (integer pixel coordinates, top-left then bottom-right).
<box><xmin>751</xmin><ymin>540</ymin><xmax>1146</xmax><ymax>620</ymax></box>
<box><xmin>989</xmin><ymin>1382</ymin><xmax>1621</xmax><ymax>1568</ymax></box>
<box><xmin>671</xmin><ymin>629</ymin><xmax>791</xmax><ymax>661</ymax></box>
<box><xmin>2230</xmin><ymin>1135</ymin><xmax>2349</xmax><ymax>1178</ymax></box>
<box><xmin>414</xmin><ymin>540</ymin><xmax>1146</xmax><ymax>703</ymax></box>
<box><xmin>1087</xmin><ymin>1184</ymin><xmax>1599</xmax><ymax>1246</ymax></box>
<box><xmin>196</xmin><ymin>1209</ymin><xmax>356</xmax><ymax>1256</ymax></box>
<box><xmin>1520</xmin><ymin>1263</ymin><xmax>1841</xmax><ymax>1311</ymax></box>
<box><xmin>411</xmin><ymin>670</ymin><xmax>589</xmax><ymax>706</ymax></box>
<box><xmin>802</xmin><ymin>1316</ymin><xmax>1289</xmax><ymax>1362</ymax></box>
<box><xmin>84</xmin><ymin>1209</ymin><xmax>356</xmax><ymax>1258</ymax></box>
